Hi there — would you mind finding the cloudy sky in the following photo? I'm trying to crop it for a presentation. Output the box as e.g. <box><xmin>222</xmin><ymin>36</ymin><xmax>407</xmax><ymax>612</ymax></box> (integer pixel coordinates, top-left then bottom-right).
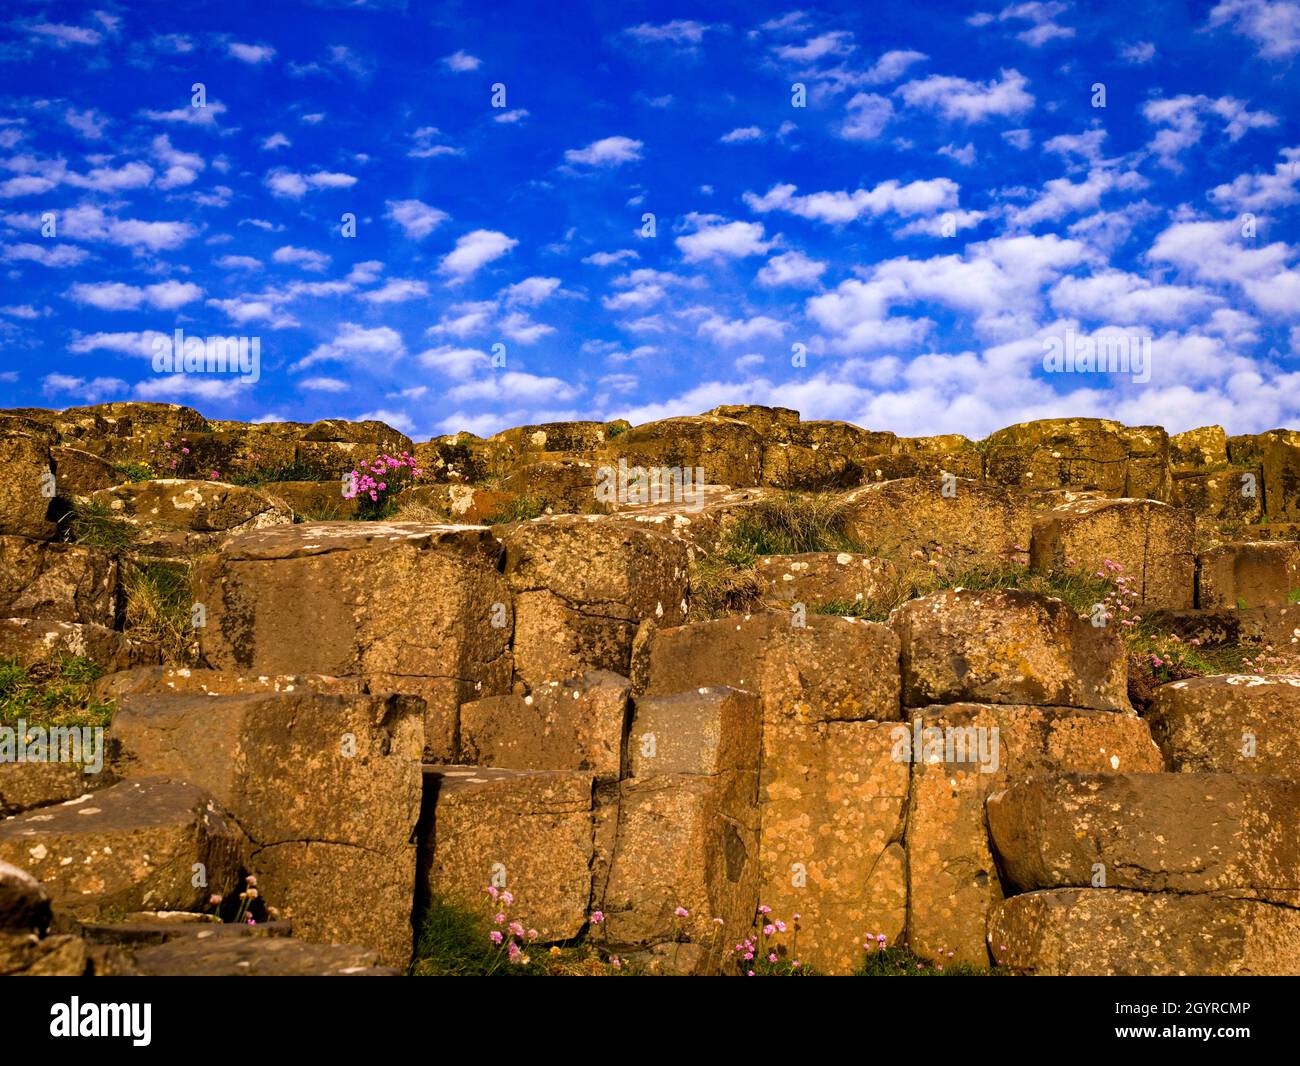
<box><xmin>1</xmin><ymin>0</ymin><xmax>1298</xmax><ymax>441</ymax></box>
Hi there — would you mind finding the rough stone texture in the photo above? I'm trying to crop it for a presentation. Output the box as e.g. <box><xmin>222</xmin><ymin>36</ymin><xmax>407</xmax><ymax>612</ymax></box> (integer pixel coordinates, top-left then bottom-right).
<box><xmin>257</xmin><ymin>480</ymin><xmax>359</xmax><ymax>520</ymax></box>
<box><xmin>0</xmin><ymin>779</ymin><xmax>244</xmax><ymax>918</ymax></box>
<box><xmin>1147</xmin><ymin>674</ymin><xmax>1300</xmax><ymax>778</ymax></box>
<box><xmin>842</xmin><ymin>476</ymin><xmax>1032</xmax><ymax>571</ymax></box>
<box><xmin>460</xmin><ymin>669</ymin><xmax>630</xmax><ymax>779</ymax></box>
<box><xmin>0</xmin><ymin>931</ymin><xmax>93</xmax><ymax>975</ymax></box>
<box><xmin>0</xmin><ymin>762</ymin><xmax>113</xmax><ymax>817</ymax></box>
<box><xmin>1030</xmin><ymin>497</ymin><xmax>1195</xmax><ymax>609</ymax></box>
<box><xmin>0</xmin><ymin>536</ymin><xmax>116</xmax><ymax>626</ymax></box>
<box><xmin>1171</xmin><ymin>426</ymin><xmax>1229</xmax><ymax>472</ymax></box>
<box><xmin>193</xmin><ymin>522</ymin><xmax>512</xmax><ymax>761</ymax></box>
<box><xmin>0</xmin><ymin>424</ymin><xmax>55</xmax><ymax>540</ymax></box>
<box><xmin>1172</xmin><ymin>468</ymin><xmax>1262</xmax><ymax>524</ymax></box>
<box><xmin>499</xmin><ymin>516</ymin><xmax>689</xmax><ymax>688</ymax></box>
<box><xmin>633</xmin><ymin>611</ymin><xmax>901</xmax><ymax>723</ymax></box>
<box><xmin>1121</xmin><ymin>425</ymin><xmax>1173</xmax><ymax>501</ymax></box>
<box><xmin>604</xmin><ymin>690</ymin><xmax>761</xmax><ymax>971</ymax></box>
<box><xmin>905</xmin><ymin>703</ymin><xmax>1163</xmax><ymax>964</ymax></box>
<box><xmin>892</xmin><ymin>589</ymin><xmax>1130</xmax><ymax>711</ymax></box>
<box><xmin>0</xmin><ymin>858</ymin><xmax>51</xmax><ymax>933</ymax></box>
<box><xmin>988</xmin><ymin>889</ymin><xmax>1300</xmax><ymax>975</ymax></box>
<box><xmin>500</xmin><ymin>459</ymin><xmax>607</xmax><ymax>514</ymax></box>
<box><xmin>758</xmin><ymin>718</ymin><xmax>907</xmax><ymax>974</ymax></box>
<box><xmin>92</xmin><ymin>479</ymin><xmax>292</xmax><ymax>534</ymax></box>
<box><xmin>603</xmin><ymin>414</ymin><xmax>764</xmax><ymax>489</ymax></box>
<box><xmin>130</xmin><ymin>936</ymin><xmax>392</xmax><ymax>976</ymax></box>
<box><xmin>983</xmin><ymin>418</ymin><xmax>1142</xmax><ymax>496</ymax></box>
<box><xmin>753</xmin><ymin>552</ymin><xmax>899</xmax><ymax>610</ymax></box>
<box><xmin>107</xmin><ymin>687</ymin><xmax>424</xmax><ymax>966</ymax></box>
<box><xmin>421</xmin><ymin>766</ymin><xmax>594</xmax><ymax>942</ymax></box>
<box><xmin>894</xmin><ymin>434</ymin><xmax>983</xmax><ymax>479</ymax></box>
<box><xmin>92</xmin><ymin>664</ymin><xmax>366</xmax><ymax>702</ymax></box>
<box><xmin>1198</xmin><ymin>541</ymin><xmax>1300</xmax><ymax>609</ymax></box>
<box><xmin>399</xmin><ymin>483</ymin><xmax>516</xmax><ymax>523</ymax></box>
<box><xmin>988</xmin><ymin>772</ymin><xmax>1300</xmax><ymax>901</ymax></box>
<box><xmin>0</xmin><ymin>617</ymin><xmax>137</xmax><ymax>671</ymax></box>
<box><xmin>49</xmin><ymin>445</ymin><xmax>119</xmax><ymax>500</ymax></box>
<box><xmin>1262</xmin><ymin>432</ymin><xmax>1300</xmax><ymax>521</ymax></box>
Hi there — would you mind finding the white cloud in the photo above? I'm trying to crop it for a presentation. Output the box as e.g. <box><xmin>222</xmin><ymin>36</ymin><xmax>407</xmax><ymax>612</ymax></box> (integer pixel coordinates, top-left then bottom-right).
<box><xmin>721</xmin><ymin>126</ymin><xmax>764</xmax><ymax>144</ymax></box>
<box><xmin>272</xmin><ymin>245</ymin><xmax>331</xmax><ymax>271</ymax></box>
<box><xmin>298</xmin><ymin>323</ymin><xmax>407</xmax><ymax>369</ymax></box>
<box><xmin>229</xmin><ymin>42</ymin><xmax>275</xmax><ymax>63</ymax></box>
<box><xmin>675</xmin><ymin>214</ymin><xmax>773</xmax><ymax>262</ymax></box>
<box><xmin>418</xmin><ymin>345</ymin><xmax>492</xmax><ymax>378</ymax></box>
<box><xmin>583</xmin><ymin>249</ymin><xmax>639</xmax><ymax>267</ymax></box>
<box><xmin>699</xmin><ymin>314</ymin><xmax>786</xmax><ymax>344</ymax></box>
<box><xmin>745</xmin><ymin>178</ymin><xmax>959</xmax><ymax>223</ymax></box>
<box><xmin>1207</xmin><ymin>0</ymin><xmax>1300</xmax><ymax>59</ymax></box>
<box><xmin>840</xmin><ymin>93</ymin><xmax>894</xmax><ymax>140</ymax></box>
<box><xmin>862</xmin><ymin>49</ymin><xmax>928</xmax><ymax>84</ymax></box>
<box><xmin>439</xmin><ymin>230</ymin><xmax>518</xmax><ymax>279</ymax></box>
<box><xmin>64</xmin><ymin>108</ymin><xmax>107</xmax><ymax>139</ymax></box>
<box><xmin>624</xmin><ymin>20</ymin><xmax>713</xmax><ymax>45</ymax></box>
<box><xmin>1120</xmin><ymin>40</ymin><xmax>1157</xmax><ymax>63</ymax></box>
<box><xmin>2</xmin><ymin>242</ymin><xmax>89</xmax><ymax>268</ymax></box>
<box><xmin>264</xmin><ymin>167</ymin><xmax>358</xmax><ymax>198</ymax></box>
<box><xmin>442</xmin><ymin>50</ymin><xmax>482</xmax><ymax>71</ymax></box>
<box><xmin>385</xmin><ymin>198</ymin><xmax>449</xmax><ymax>239</ymax></box>
<box><xmin>152</xmin><ymin>134</ymin><xmax>204</xmax><ymax>189</ymax></box>
<box><xmin>757</xmin><ymin>250</ymin><xmax>827</xmax><ymax>288</ymax></box>
<box><xmin>896</xmin><ymin>68</ymin><xmax>1034</xmax><ymax>122</ymax></box>
<box><xmin>564</xmin><ymin>136</ymin><xmax>643</xmax><ymax>167</ymax></box>
<box><xmin>42</xmin><ymin>373</ymin><xmax>127</xmax><ymax>403</ymax></box>
<box><xmin>261</xmin><ymin>132</ymin><xmax>291</xmax><ymax>150</ymax></box>
<box><xmin>362</xmin><ymin>279</ymin><xmax>429</xmax><ymax>304</ymax></box>
<box><xmin>501</xmin><ymin>276</ymin><xmax>561</xmax><ymax>305</ymax></box>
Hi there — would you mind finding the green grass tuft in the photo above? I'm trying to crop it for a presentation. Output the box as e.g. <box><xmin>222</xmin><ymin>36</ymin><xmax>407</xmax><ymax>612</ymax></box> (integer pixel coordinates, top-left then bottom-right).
<box><xmin>0</xmin><ymin>655</ymin><xmax>115</xmax><ymax>729</ymax></box>
<box><xmin>121</xmin><ymin>560</ymin><xmax>194</xmax><ymax>664</ymax></box>
<box><xmin>58</xmin><ymin>500</ymin><xmax>138</xmax><ymax>552</ymax></box>
<box><xmin>485</xmin><ymin>495</ymin><xmax>547</xmax><ymax>525</ymax></box>
<box><xmin>856</xmin><ymin>946</ymin><xmax>1003</xmax><ymax>977</ymax></box>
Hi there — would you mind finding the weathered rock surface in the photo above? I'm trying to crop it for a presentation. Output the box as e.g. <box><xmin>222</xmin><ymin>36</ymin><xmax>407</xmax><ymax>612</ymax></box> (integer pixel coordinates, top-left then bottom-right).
<box><xmin>420</xmin><ymin>766</ymin><xmax>595</xmax><ymax>942</ymax></box>
<box><xmin>89</xmin><ymin>479</ymin><xmax>293</xmax><ymax>554</ymax></box>
<box><xmin>193</xmin><ymin>522</ymin><xmax>512</xmax><ymax>760</ymax></box>
<box><xmin>988</xmin><ymin>772</ymin><xmax>1300</xmax><ymax>901</ymax></box>
<box><xmin>842</xmin><ymin>477</ymin><xmax>1032</xmax><ymax>571</ymax></box>
<box><xmin>1198</xmin><ymin>541</ymin><xmax>1300</xmax><ymax>609</ymax></box>
<box><xmin>108</xmin><ymin>685</ymin><xmax>424</xmax><ymax>966</ymax></box>
<box><xmin>892</xmin><ymin>589</ymin><xmax>1129</xmax><ymax>710</ymax></box>
<box><xmin>604</xmin><ymin>687</ymin><xmax>762</xmax><ymax>970</ymax></box>
<box><xmin>499</xmin><ymin>516</ymin><xmax>689</xmax><ymax>687</ymax></box>
<box><xmin>0</xmin><ymin>536</ymin><xmax>116</xmax><ymax>626</ymax></box>
<box><xmin>633</xmin><ymin>611</ymin><xmax>901</xmax><ymax>722</ymax></box>
<box><xmin>753</xmin><ymin>552</ymin><xmax>898</xmax><ymax>610</ymax></box>
<box><xmin>0</xmin><ymin>779</ymin><xmax>244</xmax><ymax>918</ymax></box>
<box><xmin>988</xmin><ymin>889</ymin><xmax>1300</xmax><ymax>975</ymax></box>
<box><xmin>0</xmin><ymin>423</ymin><xmax>55</xmax><ymax>540</ymax></box>
<box><xmin>905</xmin><ymin>703</ymin><xmax>1162</xmax><ymax>964</ymax></box>
<box><xmin>129</xmin><ymin>935</ymin><xmax>394</xmax><ymax>976</ymax></box>
<box><xmin>0</xmin><ymin>617</ymin><xmax>137</xmax><ymax>671</ymax></box>
<box><xmin>1147</xmin><ymin>674</ymin><xmax>1300</xmax><ymax>778</ymax></box>
<box><xmin>759</xmin><ymin>718</ymin><xmax>907</xmax><ymax>974</ymax></box>
<box><xmin>1030</xmin><ymin>498</ymin><xmax>1195</xmax><ymax>609</ymax></box>
<box><xmin>460</xmin><ymin>670</ymin><xmax>630</xmax><ymax>779</ymax></box>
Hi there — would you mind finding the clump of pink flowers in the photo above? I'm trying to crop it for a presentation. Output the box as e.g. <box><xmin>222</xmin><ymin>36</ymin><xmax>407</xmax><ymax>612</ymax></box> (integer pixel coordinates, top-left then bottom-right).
<box><xmin>729</xmin><ymin>904</ymin><xmax>805</xmax><ymax>976</ymax></box>
<box><xmin>344</xmin><ymin>451</ymin><xmax>422</xmax><ymax>515</ymax></box>
<box><xmin>484</xmin><ymin>885</ymin><xmax>537</xmax><ymax>968</ymax></box>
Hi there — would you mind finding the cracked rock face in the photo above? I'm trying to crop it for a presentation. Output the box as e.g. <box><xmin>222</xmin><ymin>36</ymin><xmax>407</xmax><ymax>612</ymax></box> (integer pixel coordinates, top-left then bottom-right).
<box><xmin>905</xmin><ymin>703</ymin><xmax>1163</xmax><ymax>965</ymax></box>
<box><xmin>1147</xmin><ymin>673</ymin><xmax>1300</xmax><ymax>778</ymax></box>
<box><xmin>0</xmin><ymin>778</ymin><xmax>244</xmax><ymax>919</ymax></box>
<box><xmin>988</xmin><ymin>772</ymin><xmax>1300</xmax><ymax>901</ymax></box>
<box><xmin>891</xmin><ymin>588</ymin><xmax>1130</xmax><ymax>711</ymax></box>
<box><xmin>107</xmin><ymin>686</ymin><xmax>425</xmax><ymax>967</ymax></box>
<box><xmin>989</xmin><ymin>889</ymin><xmax>1300</xmax><ymax>976</ymax></box>
<box><xmin>193</xmin><ymin>522</ymin><xmax>513</xmax><ymax>761</ymax></box>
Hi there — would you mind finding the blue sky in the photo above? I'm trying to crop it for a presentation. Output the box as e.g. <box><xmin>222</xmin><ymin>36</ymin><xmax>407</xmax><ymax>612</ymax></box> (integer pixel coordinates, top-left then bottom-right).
<box><xmin>1</xmin><ymin>0</ymin><xmax>1297</xmax><ymax>441</ymax></box>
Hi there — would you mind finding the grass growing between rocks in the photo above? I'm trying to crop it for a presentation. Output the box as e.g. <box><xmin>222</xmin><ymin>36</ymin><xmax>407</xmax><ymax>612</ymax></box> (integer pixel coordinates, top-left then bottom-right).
<box><xmin>121</xmin><ymin>560</ymin><xmax>194</xmax><ymax>665</ymax></box>
<box><xmin>409</xmin><ymin>896</ymin><xmax>622</xmax><ymax>977</ymax></box>
<box><xmin>0</xmin><ymin>655</ymin><xmax>114</xmax><ymax>729</ymax></box>
<box><xmin>856</xmin><ymin>946</ymin><xmax>1003</xmax><ymax>977</ymax></box>
<box><xmin>485</xmin><ymin>495</ymin><xmax>547</xmax><ymax>525</ymax></box>
<box><xmin>227</xmin><ymin>462</ymin><xmax>322</xmax><ymax>487</ymax></box>
<box><xmin>58</xmin><ymin>500</ymin><xmax>138</xmax><ymax>552</ymax></box>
